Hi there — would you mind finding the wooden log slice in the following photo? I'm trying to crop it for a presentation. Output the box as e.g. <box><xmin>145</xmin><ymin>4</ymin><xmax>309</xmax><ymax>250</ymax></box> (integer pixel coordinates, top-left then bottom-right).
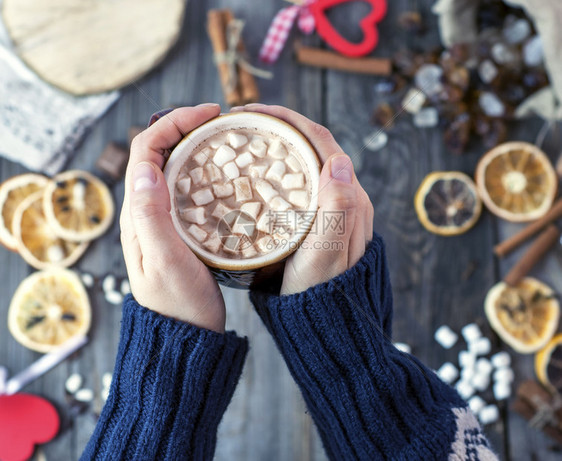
<box><xmin>2</xmin><ymin>0</ymin><xmax>186</xmax><ymax>95</ymax></box>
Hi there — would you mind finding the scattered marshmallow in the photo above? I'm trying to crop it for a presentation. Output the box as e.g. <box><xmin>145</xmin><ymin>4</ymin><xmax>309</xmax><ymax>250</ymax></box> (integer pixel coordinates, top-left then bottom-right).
<box><xmin>176</xmin><ymin>177</ymin><xmax>191</xmax><ymax>195</ymax></box>
<box><xmin>102</xmin><ymin>372</ymin><xmax>112</xmax><ymax>389</ymax></box>
<box><xmin>437</xmin><ymin>362</ymin><xmax>459</xmax><ymax>384</ymax></box>
<box><xmin>394</xmin><ymin>342</ymin><xmax>411</xmax><ymax>354</ymax></box>
<box><xmin>461</xmin><ymin>366</ymin><xmax>475</xmax><ymax>383</ymax></box>
<box><xmin>222</xmin><ymin>162</ymin><xmax>240</xmax><ymax>180</ymax></box>
<box><xmin>240</xmin><ymin>202</ymin><xmax>261</xmax><ymax>219</ymax></box>
<box><xmin>461</xmin><ymin>324</ymin><xmax>482</xmax><ymax>344</ymax></box>
<box><xmin>75</xmin><ymin>388</ymin><xmax>94</xmax><ymax>403</ymax></box>
<box><xmin>189</xmin><ymin>167</ymin><xmax>206</xmax><ymax>185</ymax></box>
<box><xmin>476</xmin><ymin>358</ymin><xmax>493</xmax><ymax>376</ymax></box>
<box><xmin>81</xmin><ymin>273</ymin><xmax>94</xmax><ymax>288</ymax></box>
<box><xmin>212</xmin><ymin>183</ymin><xmax>234</xmax><ymax>198</ymax></box>
<box><xmin>233</xmin><ymin>177</ymin><xmax>253</xmax><ymax>202</ymax></box>
<box><xmin>213</xmin><ymin>145</ymin><xmax>236</xmax><ymax>166</ymax></box>
<box><xmin>102</xmin><ymin>274</ymin><xmax>116</xmax><ymax>293</ymax></box>
<box><xmin>471</xmin><ymin>372</ymin><xmax>490</xmax><ymax>392</ymax></box>
<box><xmin>187</xmin><ymin>224</ymin><xmax>207</xmax><ymax>242</ymax></box>
<box><xmin>47</xmin><ymin>245</ymin><xmax>64</xmax><ymax>263</ymax></box>
<box><xmin>235</xmin><ymin>152</ymin><xmax>255</xmax><ymax>168</ymax></box>
<box><xmin>228</xmin><ymin>132</ymin><xmax>248</xmax><ymax>148</ymax></box>
<box><xmin>402</xmin><ymin>88</ymin><xmax>426</xmax><ymax>114</ymax></box>
<box><xmin>468</xmin><ymin>395</ymin><xmax>486</xmax><ymax>415</ymax></box>
<box><xmin>479</xmin><ymin>404</ymin><xmax>499</xmax><ymax>425</ymax></box>
<box><xmin>180</xmin><ymin>207</ymin><xmax>207</xmax><ymax>225</ymax></box>
<box><xmin>281</xmin><ymin>173</ymin><xmax>305</xmax><ymax>190</ymax></box>
<box><xmin>65</xmin><ymin>373</ymin><xmax>83</xmax><ymax>394</ymax></box>
<box><xmin>456</xmin><ymin>380</ymin><xmax>475</xmax><ymax>400</ymax></box>
<box><xmin>469</xmin><ymin>337</ymin><xmax>491</xmax><ymax>356</ymax></box>
<box><xmin>434</xmin><ymin>325</ymin><xmax>458</xmax><ymax>349</ymax></box>
<box><xmin>493</xmin><ymin>368</ymin><xmax>514</xmax><ymax>383</ymax></box>
<box><xmin>459</xmin><ymin>351</ymin><xmax>476</xmax><ymax>369</ymax></box>
<box><xmin>120</xmin><ymin>279</ymin><xmax>131</xmax><ymax>296</ymax></box>
<box><xmin>191</xmin><ymin>188</ymin><xmax>215</xmax><ymax>206</ymax></box>
<box><xmin>249</xmin><ymin>138</ymin><xmax>267</xmax><ymax>157</ymax></box>
<box><xmin>105</xmin><ymin>290</ymin><xmax>123</xmax><ymax>305</ymax></box>
<box><xmin>256</xmin><ymin>180</ymin><xmax>279</xmax><ymax>202</ymax></box>
<box><xmin>491</xmin><ymin>352</ymin><xmax>511</xmax><ymax>369</ymax></box>
<box><xmin>265</xmin><ymin>160</ymin><xmax>287</xmax><ymax>182</ymax></box>
<box><xmin>493</xmin><ymin>382</ymin><xmax>511</xmax><ymax>401</ymax></box>
<box><xmin>268</xmin><ymin>139</ymin><xmax>288</xmax><ymax>159</ymax></box>
<box><xmin>101</xmin><ymin>387</ymin><xmax>110</xmax><ymax>402</ymax></box>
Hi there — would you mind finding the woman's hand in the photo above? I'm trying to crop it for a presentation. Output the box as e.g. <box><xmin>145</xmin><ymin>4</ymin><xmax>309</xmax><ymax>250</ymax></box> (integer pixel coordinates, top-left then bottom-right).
<box><xmin>120</xmin><ymin>104</ymin><xmax>226</xmax><ymax>333</ymax></box>
<box><xmin>232</xmin><ymin>104</ymin><xmax>374</xmax><ymax>295</ymax></box>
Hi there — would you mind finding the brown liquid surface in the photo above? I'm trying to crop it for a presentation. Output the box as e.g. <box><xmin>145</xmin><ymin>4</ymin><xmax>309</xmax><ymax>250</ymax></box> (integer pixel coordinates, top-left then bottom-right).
<box><xmin>174</xmin><ymin>128</ymin><xmax>313</xmax><ymax>258</ymax></box>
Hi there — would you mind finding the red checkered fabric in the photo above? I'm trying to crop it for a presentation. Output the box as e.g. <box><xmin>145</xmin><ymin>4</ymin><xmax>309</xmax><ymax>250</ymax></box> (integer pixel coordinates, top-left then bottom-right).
<box><xmin>259</xmin><ymin>1</ymin><xmax>316</xmax><ymax>64</ymax></box>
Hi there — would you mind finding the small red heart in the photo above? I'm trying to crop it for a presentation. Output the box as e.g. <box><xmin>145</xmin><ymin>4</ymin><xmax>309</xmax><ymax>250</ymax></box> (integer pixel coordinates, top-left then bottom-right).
<box><xmin>311</xmin><ymin>0</ymin><xmax>387</xmax><ymax>57</ymax></box>
<box><xmin>0</xmin><ymin>393</ymin><xmax>60</xmax><ymax>461</ymax></box>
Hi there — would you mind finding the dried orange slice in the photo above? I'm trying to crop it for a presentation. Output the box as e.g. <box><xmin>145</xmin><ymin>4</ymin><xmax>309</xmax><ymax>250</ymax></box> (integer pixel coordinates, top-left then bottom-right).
<box><xmin>485</xmin><ymin>277</ymin><xmax>560</xmax><ymax>354</ymax></box>
<box><xmin>8</xmin><ymin>268</ymin><xmax>91</xmax><ymax>352</ymax></box>
<box><xmin>43</xmin><ymin>170</ymin><xmax>114</xmax><ymax>242</ymax></box>
<box><xmin>0</xmin><ymin>173</ymin><xmax>49</xmax><ymax>250</ymax></box>
<box><xmin>535</xmin><ymin>334</ymin><xmax>562</xmax><ymax>395</ymax></box>
<box><xmin>475</xmin><ymin>142</ymin><xmax>557</xmax><ymax>222</ymax></box>
<box><xmin>12</xmin><ymin>191</ymin><xmax>88</xmax><ymax>270</ymax></box>
<box><xmin>414</xmin><ymin>171</ymin><xmax>482</xmax><ymax>236</ymax></box>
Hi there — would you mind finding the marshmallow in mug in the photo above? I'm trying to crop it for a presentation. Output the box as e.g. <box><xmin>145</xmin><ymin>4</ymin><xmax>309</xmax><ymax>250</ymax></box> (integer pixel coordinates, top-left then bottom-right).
<box><xmin>173</xmin><ymin>128</ymin><xmax>313</xmax><ymax>259</ymax></box>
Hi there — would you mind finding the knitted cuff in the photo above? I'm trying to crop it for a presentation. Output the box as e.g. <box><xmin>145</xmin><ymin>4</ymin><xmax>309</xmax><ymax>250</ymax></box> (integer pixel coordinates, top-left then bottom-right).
<box><xmin>81</xmin><ymin>295</ymin><xmax>248</xmax><ymax>461</ymax></box>
<box><xmin>250</xmin><ymin>236</ymin><xmax>467</xmax><ymax>459</ymax></box>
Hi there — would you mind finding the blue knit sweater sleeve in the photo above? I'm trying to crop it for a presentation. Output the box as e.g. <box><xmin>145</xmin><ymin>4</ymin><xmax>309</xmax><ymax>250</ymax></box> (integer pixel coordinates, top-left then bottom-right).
<box><xmin>81</xmin><ymin>295</ymin><xmax>248</xmax><ymax>461</ymax></box>
<box><xmin>250</xmin><ymin>235</ymin><xmax>498</xmax><ymax>461</ymax></box>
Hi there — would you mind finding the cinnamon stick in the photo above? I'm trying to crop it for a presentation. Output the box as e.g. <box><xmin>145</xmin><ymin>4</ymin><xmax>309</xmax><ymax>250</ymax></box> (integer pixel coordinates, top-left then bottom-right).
<box><xmin>223</xmin><ymin>10</ymin><xmax>259</xmax><ymax>104</ymax></box>
<box><xmin>503</xmin><ymin>224</ymin><xmax>561</xmax><ymax>286</ymax></box>
<box><xmin>295</xmin><ymin>44</ymin><xmax>392</xmax><ymax>76</ymax></box>
<box><xmin>513</xmin><ymin>398</ymin><xmax>562</xmax><ymax>444</ymax></box>
<box><xmin>207</xmin><ymin>9</ymin><xmax>241</xmax><ymax>106</ymax></box>
<box><xmin>494</xmin><ymin>198</ymin><xmax>562</xmax><ymax>258</ymax></box>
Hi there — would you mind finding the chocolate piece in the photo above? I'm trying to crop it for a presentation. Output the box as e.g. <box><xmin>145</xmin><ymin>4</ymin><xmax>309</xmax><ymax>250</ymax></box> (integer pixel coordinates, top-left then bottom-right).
<box><xmin>96</xmin><ymin>142</ymin><xmax>130</xmax><ymax>181</ymax></box>
<box><xmin>128</xmin><ymin>126</ymin><xmax>144</xmax><ymax>147</ymax></box>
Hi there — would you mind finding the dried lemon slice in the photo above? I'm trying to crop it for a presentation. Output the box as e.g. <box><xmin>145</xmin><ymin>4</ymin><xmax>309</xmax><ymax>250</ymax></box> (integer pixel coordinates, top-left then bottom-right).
<box><xmin>485</xmin><ymin>278</ymin><xmax>560</xmax><ymax>354</ymax></box>
<box><xmin>43</xmin><ymin>170</ymin><xmax>114</xmax><ymax>242</ymax></box>
<box><xmin>535</xmin><ymin>334</ymin><xmax>562</xmax><ymax>395</ymax></box>
<box><xmin>12</xmin><ymin>191</ymin><xmax>88</xmax><ymax>270</ymax></box>
<box><xmin>8</xmin><ymin>268</ymin><xmax>91</xmax><ymax>352</ymax></box>
<box><xmin>414</xmin><ymin>171</ymin><xmax>482</xmax><ymax>236</ymax></box>
<box><xmin>0</xmin><ymin>173</ymin><xmax>49</xmax><ymax>250</ymax></box>
<box><xmin>475</xmin><ymin>142</ymin><xmax>557</xmax><ymax>222</ymax></box>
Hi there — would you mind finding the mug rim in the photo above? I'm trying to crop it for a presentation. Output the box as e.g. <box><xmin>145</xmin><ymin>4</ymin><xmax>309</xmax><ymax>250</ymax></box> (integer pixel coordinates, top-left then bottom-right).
<box><xmin>163</xmin><ymin>111</ymin><xmax>321</xmax><ymax>271</ymax></box>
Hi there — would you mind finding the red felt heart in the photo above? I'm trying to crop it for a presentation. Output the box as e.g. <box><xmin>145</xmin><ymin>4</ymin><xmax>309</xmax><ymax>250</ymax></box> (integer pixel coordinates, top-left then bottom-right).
<box><xmin>0</xmin><ymin>394</ymin><xmax>59</xmax><ymax>461</ymax></box>
<box><xmin>311</xmin><ymin>0</ymin><xmax>387</xmax><ymax>57</ymax></box>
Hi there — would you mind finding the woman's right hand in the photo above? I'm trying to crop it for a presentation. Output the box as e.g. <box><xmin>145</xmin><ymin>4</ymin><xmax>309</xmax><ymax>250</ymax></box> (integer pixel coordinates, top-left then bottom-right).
<box><xmin>232</xmin><ymin>104</ymin><xmax>374</xmax><ymax>295</ymax></box>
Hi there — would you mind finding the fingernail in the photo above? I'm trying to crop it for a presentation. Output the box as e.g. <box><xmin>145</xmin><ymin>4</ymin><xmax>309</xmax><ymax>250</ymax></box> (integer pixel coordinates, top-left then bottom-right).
<box><xmin>330</xmin><ymin>155</ymin><xmax>353</xmax><ymax>184</ymax></box>
<box><xmin>244</xmin><ymin>103</ymin><xmax>265</xmax><ymax>109</ymax></box>
<box><xmin>148</xmin><ymin>108</ymin><xmax>174</xmax><ymax>127</ymax></box>
<box><xmin>133</xmin><ymin>162</ymin><xmax>157</xmax><ymax>191</ymax></box>
<box><xmin>230</xmin><ymin>106</ymin><xmax>244</xmax><ymax>111</ymax></box>
<box><xmin>197</xmin><ymin>102</ymin><xmax>220</xmax><ymax>108</ymax></box>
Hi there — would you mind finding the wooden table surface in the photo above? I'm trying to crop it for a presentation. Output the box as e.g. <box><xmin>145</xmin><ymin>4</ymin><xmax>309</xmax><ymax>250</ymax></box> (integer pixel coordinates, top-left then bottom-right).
<box><xmin>1</xmin><ymin>1</ymin><xmax>561</xmax><ymax>460</ymax></box>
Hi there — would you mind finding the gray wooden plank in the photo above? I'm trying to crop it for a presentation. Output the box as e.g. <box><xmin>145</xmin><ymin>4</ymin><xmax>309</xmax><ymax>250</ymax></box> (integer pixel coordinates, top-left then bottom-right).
<box><xmin>495</xmin><ymin>119</ymin><xmax>562</xmax><ymax>461</ymax></box>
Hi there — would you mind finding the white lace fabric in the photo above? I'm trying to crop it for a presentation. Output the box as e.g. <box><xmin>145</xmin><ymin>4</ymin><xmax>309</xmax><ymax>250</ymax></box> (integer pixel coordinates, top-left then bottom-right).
<box><xmin>0</xmin><ymin>0</ymin><xmax>119</xmax><ymax>174</ymax></box>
